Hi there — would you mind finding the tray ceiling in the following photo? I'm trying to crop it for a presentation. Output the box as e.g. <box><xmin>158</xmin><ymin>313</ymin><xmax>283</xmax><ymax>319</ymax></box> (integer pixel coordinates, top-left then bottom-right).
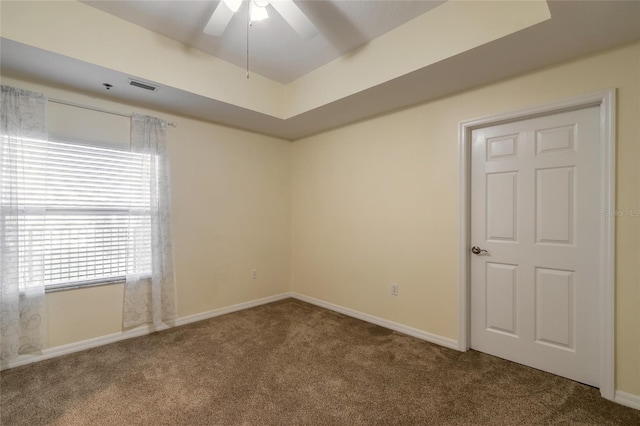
<box><xmin>82</xmin><ymin>0</ymin><xmax>444</xmax><ymax>83</ymax></box>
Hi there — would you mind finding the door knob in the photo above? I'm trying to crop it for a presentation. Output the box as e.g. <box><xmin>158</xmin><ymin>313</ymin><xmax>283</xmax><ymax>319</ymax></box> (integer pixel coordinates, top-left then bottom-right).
<box><xmin>471</xmin><ymin>246</ymin><xmax>488</xmax><ymax>255</ymax></box>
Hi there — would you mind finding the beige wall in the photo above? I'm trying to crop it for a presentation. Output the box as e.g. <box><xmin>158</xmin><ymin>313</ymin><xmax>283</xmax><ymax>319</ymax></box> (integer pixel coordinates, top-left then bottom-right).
<box><xmin>2</xmin><ymin>42</ymin><xmax>638</xmax><ymax>397</ymax></box>
<box><xmin>291</xmin><ymin>42</ymin><xmax>640</xmax><ymax>395</ymax></box>
<box><xmin>0</xmin><ymin>74</ymin><xmax>292</xmax><ymax>348</ymax></box>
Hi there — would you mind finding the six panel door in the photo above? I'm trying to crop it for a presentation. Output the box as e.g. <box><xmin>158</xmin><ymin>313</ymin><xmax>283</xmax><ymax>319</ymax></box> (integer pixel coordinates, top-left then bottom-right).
<box><xmin>470</xmin><ymin>106</ymin><xmax>600</xmax><ymax>386</ymax></box>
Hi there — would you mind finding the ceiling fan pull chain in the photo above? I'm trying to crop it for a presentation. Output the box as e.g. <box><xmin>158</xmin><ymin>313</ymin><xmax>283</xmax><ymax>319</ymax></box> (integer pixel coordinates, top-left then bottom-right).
<box><xmin>246</xmin><ymin>0</ymin><xmax>250</xmax><ymax>79</ymax></box>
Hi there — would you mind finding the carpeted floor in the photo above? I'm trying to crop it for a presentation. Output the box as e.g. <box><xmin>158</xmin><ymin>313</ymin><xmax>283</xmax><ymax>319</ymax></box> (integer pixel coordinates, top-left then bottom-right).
<box><xmin>1</xmin><ymin>298</ymin><xmax>638</xmax><ymax>425</ymax></box>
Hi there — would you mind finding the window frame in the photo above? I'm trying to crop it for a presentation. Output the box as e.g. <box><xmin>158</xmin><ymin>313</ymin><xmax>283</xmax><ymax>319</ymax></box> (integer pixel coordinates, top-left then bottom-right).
<box><xmin>1</xmin><ymin>134</ymin><xmax>153</xmax><ymax>293</ymax></box>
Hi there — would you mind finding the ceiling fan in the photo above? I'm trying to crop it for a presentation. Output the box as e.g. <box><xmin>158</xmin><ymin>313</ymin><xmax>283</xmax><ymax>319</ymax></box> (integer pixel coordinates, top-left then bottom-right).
<box><xmin>204</xmin><ymin>0</ymin><xmax>319</xmax><ymax>40</ymax></box>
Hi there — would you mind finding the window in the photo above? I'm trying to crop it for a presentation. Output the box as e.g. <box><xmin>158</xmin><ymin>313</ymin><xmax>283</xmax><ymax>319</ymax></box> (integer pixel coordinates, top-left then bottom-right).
<box><xmin>1</xmin><ymin>136</ymin><xmax>152</xmax><ymax>290</ymax></box>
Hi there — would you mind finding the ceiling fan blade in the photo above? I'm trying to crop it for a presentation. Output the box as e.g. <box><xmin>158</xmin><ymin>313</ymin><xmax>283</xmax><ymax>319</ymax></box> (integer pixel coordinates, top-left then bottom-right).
<box><xmin>203</xmin><ymin>1</ymin><xmax>235</xmax><ymax>36</ymax></box>
<box><xmin>270</xmin><ymin>0</ymin><xmax>318</xmax><ymax>40</ymax></box>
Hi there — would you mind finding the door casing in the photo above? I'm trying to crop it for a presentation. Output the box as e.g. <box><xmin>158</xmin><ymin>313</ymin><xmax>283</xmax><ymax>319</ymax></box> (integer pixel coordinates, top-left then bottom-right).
<box><xmin>457</xmin><ymin>89</ymin><xmax>616</xmax><ymax>400</ymax></box>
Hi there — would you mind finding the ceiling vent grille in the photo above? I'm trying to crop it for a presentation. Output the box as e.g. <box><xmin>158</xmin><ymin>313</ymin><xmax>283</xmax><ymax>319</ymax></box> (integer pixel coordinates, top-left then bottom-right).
<box><xmin>128</xmin><ymin>79</ymin><xmax>159</xmax><ymax>92</ymax></box>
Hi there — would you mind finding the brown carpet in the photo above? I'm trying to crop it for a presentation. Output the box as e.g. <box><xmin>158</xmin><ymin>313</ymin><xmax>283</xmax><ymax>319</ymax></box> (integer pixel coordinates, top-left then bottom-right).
<box><xmin>1</xmin><ymin>298</ymin><xmax>638</xmax><ymax>425</ymax></box>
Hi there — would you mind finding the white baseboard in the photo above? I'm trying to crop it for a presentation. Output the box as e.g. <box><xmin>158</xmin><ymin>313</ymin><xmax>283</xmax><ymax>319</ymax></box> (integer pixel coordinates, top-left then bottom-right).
<box><xmin>0</xmin><ymin>291</ymin><xmax>458</xmax><ymax>371</ymax></box>
<box><xmin>4</xmin><ymin>290</ymin><xmax>636</xmax><ymax>411</ymax></box>
<box><xmin>172</xmin><ymin>293</ymin><xmax>292</xmax><ymax>327</ymax></box>
<box><xmin>289</xmin><ymin>292</ymin><xmax>459</xmax><ymax>350</ymax></box>
<box><xmin>1</xmin><ymin>323</ymin><xmax>167</xmax><ymax>371</ymax></box>
<box><xmin>0</xmin><ymin>292</ymin><xmax>291</xmax><ymax>371</ymax></box>
<box><xmin>615</xmin><ymin>390</ymin><xmax>640</xmax><ymax>410</ymax></box>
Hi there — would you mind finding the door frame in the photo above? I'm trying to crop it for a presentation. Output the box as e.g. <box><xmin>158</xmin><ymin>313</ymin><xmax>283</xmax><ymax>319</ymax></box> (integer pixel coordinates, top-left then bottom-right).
<box><xmin>457</xmin><ymin>89</ymin><xmax>616</xmax><ymax>400</ymax></box>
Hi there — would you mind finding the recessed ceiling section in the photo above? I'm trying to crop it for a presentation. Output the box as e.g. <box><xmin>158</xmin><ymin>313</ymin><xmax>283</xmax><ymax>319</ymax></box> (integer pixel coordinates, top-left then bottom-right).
<box><xmin>0</xmin><ymin>0</ymin><xmax>554</xmax><ymax>119</ymax></box>
<box><xmin>80</xmin><ymin>0</ymin><xmax>445</xmax><ymax>84</ymax></box>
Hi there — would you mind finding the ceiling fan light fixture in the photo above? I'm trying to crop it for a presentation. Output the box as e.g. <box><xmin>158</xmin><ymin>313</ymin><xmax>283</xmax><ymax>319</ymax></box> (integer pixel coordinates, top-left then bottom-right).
<box><xmin>223</xmin><ymin>0</ymin><xmax>242</xmax><ymax>13</ymax></box>
<box><xmin>250</xmin><ymin>1</ymin><xmax>269</xmax><ymax>22</ymax></box>
<box><xmin>204</xmin><ymin>0</ymin><xmax>318</xmax><ymax>41</ymax></box>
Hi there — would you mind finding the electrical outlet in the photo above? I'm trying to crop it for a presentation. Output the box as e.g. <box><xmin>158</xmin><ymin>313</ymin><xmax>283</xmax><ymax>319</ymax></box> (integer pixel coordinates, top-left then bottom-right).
<box><xmin>252</xmin><ymin>269</ymin><xmax>257</xmax><ymax>279</ymax></box>
<box><xmin>391</xmin><ymin>283</ymin><xmax>399</xmax><ymax>296</ymax></box>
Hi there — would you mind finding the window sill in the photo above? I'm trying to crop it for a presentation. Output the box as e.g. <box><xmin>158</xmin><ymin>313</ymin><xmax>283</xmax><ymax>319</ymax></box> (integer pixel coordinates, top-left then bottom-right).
<box><xmin>45</xmin><ymin>278</ymin><xmax>125</xmax><ymax>293</ymax></box>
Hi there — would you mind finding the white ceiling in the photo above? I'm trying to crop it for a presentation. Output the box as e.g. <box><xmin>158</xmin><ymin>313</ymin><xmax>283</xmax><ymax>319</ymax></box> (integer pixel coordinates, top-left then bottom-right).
<box><xmin>81</xmin><ymin>0</ymin><xmax>443</xmax><ymax>83</ymax></box>
<box><xmin>1</xmin><ymin>1</ymin><xmax>639</xmax><ymax>140</ymax></box>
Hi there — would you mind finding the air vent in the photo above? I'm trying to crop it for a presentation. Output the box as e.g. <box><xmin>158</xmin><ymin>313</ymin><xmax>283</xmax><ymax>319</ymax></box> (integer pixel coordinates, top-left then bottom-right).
<box><xmin>128</xmin><ymin>79</ymin><xmax>159</xmax><ymax>92</ymax></box>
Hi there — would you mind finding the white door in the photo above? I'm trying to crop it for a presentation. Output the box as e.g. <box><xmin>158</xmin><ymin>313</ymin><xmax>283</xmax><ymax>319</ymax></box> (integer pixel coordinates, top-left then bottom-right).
<box><xmin>470</xmin><ymin>106</ymin><xmax>600</xmax><ymax>387</ymax></box>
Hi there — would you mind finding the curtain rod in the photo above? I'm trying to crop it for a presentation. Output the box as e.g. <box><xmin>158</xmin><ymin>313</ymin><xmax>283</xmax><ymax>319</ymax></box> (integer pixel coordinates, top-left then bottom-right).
<box><xmin>48</xmin><ymin>98</ymin><xmax>177</xmax><ymax>128</ymax></box>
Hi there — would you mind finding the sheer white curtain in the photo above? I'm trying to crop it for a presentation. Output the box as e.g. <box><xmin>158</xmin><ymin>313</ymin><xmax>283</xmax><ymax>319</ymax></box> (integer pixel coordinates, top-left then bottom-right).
<box><xmin>123</xmin><ymin>114</ymin><xmax>176</xmax><ymax>328</ymax></box>
<box><xmin>0</xmin><ymin>85</ymin><xmax>48</xmax><ymax>361</ymax></box>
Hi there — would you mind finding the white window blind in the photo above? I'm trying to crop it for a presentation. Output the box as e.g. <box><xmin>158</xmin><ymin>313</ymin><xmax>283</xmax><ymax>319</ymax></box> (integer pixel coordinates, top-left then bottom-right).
<box><xmin>0</xmin><ymin>136</ymin><xmax>152</xmax><ymax>289</ymax></box>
